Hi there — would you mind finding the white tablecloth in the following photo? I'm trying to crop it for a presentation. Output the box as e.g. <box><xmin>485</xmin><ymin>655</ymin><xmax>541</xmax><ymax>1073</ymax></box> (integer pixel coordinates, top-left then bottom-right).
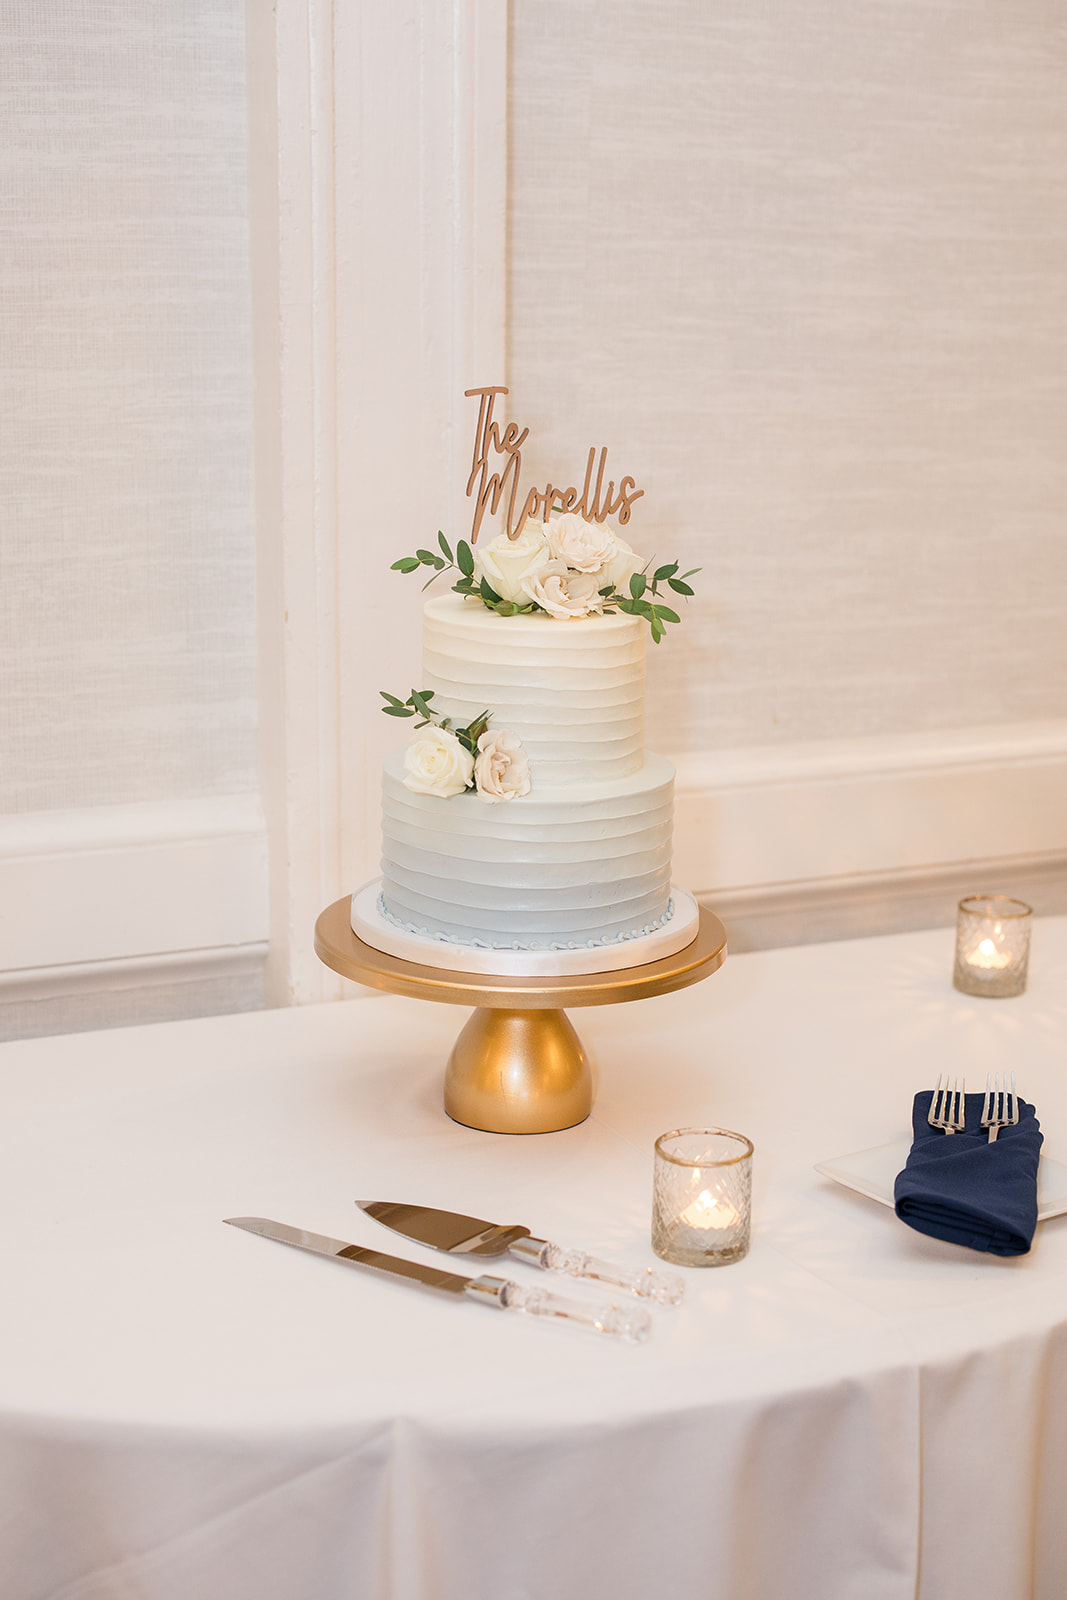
<box><xmin>3</xmin><ymin>918</ymin><xmax>1067</xmax><ymax>1600</ymax></box>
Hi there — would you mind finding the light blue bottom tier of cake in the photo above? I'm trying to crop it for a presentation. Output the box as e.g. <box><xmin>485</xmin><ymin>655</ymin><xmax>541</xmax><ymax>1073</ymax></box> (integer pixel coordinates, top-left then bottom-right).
<box><xmin>378</xmin><ymin>748</ymin><xmax>676</xmax><ymax>951</ymax></box>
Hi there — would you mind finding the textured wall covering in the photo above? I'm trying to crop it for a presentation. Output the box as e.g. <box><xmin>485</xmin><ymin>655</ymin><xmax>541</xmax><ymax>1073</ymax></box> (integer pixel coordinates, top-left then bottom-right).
<box><xmin>0</xmin><ymin>3</ymin><xmax>256</xmax><ymax>814</ymax></box>
<box><xmin>508</xmin><ymin>1</ymin><xmax>1067</xmax><ymax>752</ymax></box>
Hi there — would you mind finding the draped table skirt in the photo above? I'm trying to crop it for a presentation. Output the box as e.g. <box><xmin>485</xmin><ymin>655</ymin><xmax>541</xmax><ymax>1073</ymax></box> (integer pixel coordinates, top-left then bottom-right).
<box><xmin>3</xmin><ymin>917</ymin><xmax>1067</xmax><ymax>1600</ymax></box>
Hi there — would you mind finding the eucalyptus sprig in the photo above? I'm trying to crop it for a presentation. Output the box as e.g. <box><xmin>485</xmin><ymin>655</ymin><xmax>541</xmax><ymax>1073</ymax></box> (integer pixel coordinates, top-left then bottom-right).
<box><xmin>599</xmin><ymin>561</ymin><xmax>701</xmax><ymax>644</ymax></box>
<box><xmin>390</xmin><ymin>531</ymin><xmax>700</xmax><ymax>641</ymax></box>
<box><xmin>391</xmin><ymin>529</ymin><xmax>538</xmax><ymax>617</ymax></box>
<box><xmin>379</xmin><ymin>686</ymin><xmax>491</xmax><ymax>757</ymax></box>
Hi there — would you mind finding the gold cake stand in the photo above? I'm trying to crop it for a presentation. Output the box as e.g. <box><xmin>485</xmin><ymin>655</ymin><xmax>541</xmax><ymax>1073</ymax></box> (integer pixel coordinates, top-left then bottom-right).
<box><xmin>314</xmin><ymin>895</ymin><xmax>727</xmax><ymax>1135</ymax></box>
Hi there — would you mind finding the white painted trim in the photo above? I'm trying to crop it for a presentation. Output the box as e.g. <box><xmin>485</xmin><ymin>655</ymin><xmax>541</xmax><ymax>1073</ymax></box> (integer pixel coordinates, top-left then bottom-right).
<box><xmin>702</xmin><ymin>850</ymin><xmax>1067</xmax><ymax>953</ymax></box>
<box><xmin>0</xmin><ymin>795</ymin><xmax>268</xmax><ymax>974</ymax></box>
<box><xmin>0</xmin><ymin>944</ymin><xmax>269</xmax><ymax>1003</ymax></box>
<box><xmin>247</xmin><ymin>1</ymin><xmax>509</xmax><ymax>1007</ymax></box>
<box><xmin>674</xmin><ymin>720</ymin><xmax>1067</xmax><ymax>791</ymax></box>
<box><xmin>672</xmin><ymin>720</ymin><xmax>1067</xmax><ymax>894</ymax></box>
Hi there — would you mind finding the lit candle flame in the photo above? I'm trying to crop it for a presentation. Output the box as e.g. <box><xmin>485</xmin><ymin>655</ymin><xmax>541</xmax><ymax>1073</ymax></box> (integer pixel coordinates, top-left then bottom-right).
<box><xmin>680</xmin><ymin>1189</ymin><xmax>741</xmax><ymax>1231</ymax></box>
<box><xmin>968</xmin><ymin>937</ymin><xmax>1011</xmax><ymax>970</ymax></box>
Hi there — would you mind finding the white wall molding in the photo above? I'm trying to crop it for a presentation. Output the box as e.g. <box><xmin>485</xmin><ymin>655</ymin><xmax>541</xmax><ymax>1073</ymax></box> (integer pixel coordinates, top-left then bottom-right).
<box><xmin>0</xmin><ymin>944</ymin><xmax>268</xmax><ymax>1003</ymax></box>
<box><xmin>0</xmin><ymin>794</ymin><xmax>268</xmax><ymax>979</ymax></box>
<box><xmin>701</xmin><ymin>850</ymin><xmax>1067</xmax><ymax>953</ymax></box>
<box><xmin>672</xmin><ymin>719</ymin><xmax>1067</xmax><ymax>945</ymax></box>
<box><xmin>247</xmin><ymin>0</ymin><xmax>508</xmax><ymax>1007</ymax></box>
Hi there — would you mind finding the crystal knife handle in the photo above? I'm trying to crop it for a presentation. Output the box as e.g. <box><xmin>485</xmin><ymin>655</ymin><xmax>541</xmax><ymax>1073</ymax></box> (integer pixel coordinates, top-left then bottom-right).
<box><xmin>510</xmin><ymin>1237</ymin><xmax>685</xmax><ymax>1306</ymax></box>
<box><xmin>465</xmin><ymin>1275</ymin><xmax>651</xmax><ymax>1343</ymax></box>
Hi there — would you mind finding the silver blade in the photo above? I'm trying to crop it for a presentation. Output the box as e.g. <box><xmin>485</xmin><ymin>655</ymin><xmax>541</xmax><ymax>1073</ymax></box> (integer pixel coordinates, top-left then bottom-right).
<box><xmin>224</xmin><ymin>1216</ymin><xmax>474</xmax><ymax>1295</ymax></box>
<box><xmin>357</xmin><ymin>1200</ymin><xmax>531</xmax><ymax>1256</ymax></box>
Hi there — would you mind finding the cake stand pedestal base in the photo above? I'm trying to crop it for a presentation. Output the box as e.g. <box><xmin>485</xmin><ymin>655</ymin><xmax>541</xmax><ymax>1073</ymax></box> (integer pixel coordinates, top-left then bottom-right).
<box><xmin>444</xmin><ymin>1007</ymin><xmax>590</xmax><ymax>1133</ymax></box>
<box><xmin>313</xmin><ymin>896</ymin><xmax>727</xmax><ymax>1135</ymax></box>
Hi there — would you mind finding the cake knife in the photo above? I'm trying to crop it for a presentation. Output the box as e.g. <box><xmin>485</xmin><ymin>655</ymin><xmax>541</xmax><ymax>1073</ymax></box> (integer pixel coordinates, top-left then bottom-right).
<box><xmin>356</xmin><ymin>1200</ymin><xmax>685</xmax><ymax>1305</ymax></box>
<box><xmin>224</xmin><ymin>1217</ymin><xmax>651</xmax><ymax>1343</ymax></box>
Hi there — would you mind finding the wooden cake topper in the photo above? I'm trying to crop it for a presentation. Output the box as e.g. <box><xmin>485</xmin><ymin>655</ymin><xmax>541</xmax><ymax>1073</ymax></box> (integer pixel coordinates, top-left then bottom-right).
<box><xmin>465</xmin><ymin>385</ymin><xmax>644</xmax><ymax>543</ymax></box>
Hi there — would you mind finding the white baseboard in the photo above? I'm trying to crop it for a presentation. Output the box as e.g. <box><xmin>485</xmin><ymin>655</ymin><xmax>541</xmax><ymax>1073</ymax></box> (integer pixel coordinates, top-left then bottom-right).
<box><xmin>0</xmin><ymin>794</ymin><xmax>269</xmax><ymax>984</ymax></box>
<box><xmin>702</xmin><ymin>850</ymin><xmax>1067</xmax><ymax>952</ymax></box>
<box><xmin>671</xmin><ymin>719</ymin><xmax>1067</xmax><ymax>949</ymax></box>
<box><xmin>672</xmin><ymin>720</ymin><xmax>1067</xmax><ymax>891</ymax></box>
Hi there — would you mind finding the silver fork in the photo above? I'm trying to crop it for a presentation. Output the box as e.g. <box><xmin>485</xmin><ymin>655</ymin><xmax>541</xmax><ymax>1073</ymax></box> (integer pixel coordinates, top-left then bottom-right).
<box><xmin>981</xmin><ymin>1073</ymin><xmax>1019</xmax><ymax>1143</ymax></box>
<box><xmin>928</xmin><ymin>1074</ymin><xmax>967</xmax><ymax>1134</ymax></box>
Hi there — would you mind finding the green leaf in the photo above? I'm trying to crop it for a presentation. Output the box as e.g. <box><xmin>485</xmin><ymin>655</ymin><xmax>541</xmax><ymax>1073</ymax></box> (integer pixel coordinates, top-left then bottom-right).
<box><xmin>679</xmin><ymin>567</ymin><xmax>701</xmax><ymax>580</ymax></box>
<box><xmin>391</xmin><ymin>556</ymin><xmax>421</xmax><ymax>573</ymax></box>
<box><xmin>616</xmin><ymin>597</ymin><xmax>638</xmax><ymax>614</ymax></box>
<box><xmin>409</xmin><ymin>689</ymin><xmax>435</xmax><ymax>719</ymax></box>
<box><xmin>650</xmin><ymin>617</ymin><xmax>664</xmax><ymax>644</ymax></box>
<box><xmin>629</xmin><ymin>572</ymin><xmax>647</xmax><ymax>601</ymax></box>
<box><xmin>379</xmin><ymin>690</ymin><xmax>407</xmax><ymax>707</ymax></box>
<box><xmin>650</xmin><ymin>604</ymin><xmax>680</xmax><ymax>625</ymax></box>
<box><xmin>598</xmin><ymin>585</ymin><xmax>616</xmax><ymax>597</ymax></box>
<box><xmin>457</xmin><ymin>540</ymin><xmax>475</xmax><ymax>577</ymax></box>
<box><xmin>415</xmin><ymin>548</ymin><xmax>438</xmax><ymax>564</ymax></box>
<box><xmin>653</xmin><ymin>562</ymin><xmax>678</xmax><ymax>583</ymax></box>
<box><xmin>382</xmin><ymin>705</ymin><xmax>415</xmax><ymax>717</ymax></box>
<box><xmin>465</xmin><ymin>712</ymin><xmax>491</xmax><ymax>747</ymax></box>
<box><xmin>667</xmin><ymin>578</ymin><xmax>694</xmax><ymax>596</ymax></box>
<box><xmin>437</xmin><ymin>531</ymin><xmax>453</xmax><ymax>563</ymax></box>
<box><xmin>479</xmin><ymin>576</ymin><xmax>503</xmax><ymax>605</ymax></box>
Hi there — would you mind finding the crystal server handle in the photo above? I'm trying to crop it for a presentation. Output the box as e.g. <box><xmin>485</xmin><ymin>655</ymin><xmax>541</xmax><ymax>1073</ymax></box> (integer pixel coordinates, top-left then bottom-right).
<box><xmin>514</xmin><ymin>1238</ymin><xmax>684</xmax><ymax>1306</ymax></box>
<box><xmin>498</xmin><ymin>1279</ymin><xmax>651</xmax><ymax>1343</ymax></box>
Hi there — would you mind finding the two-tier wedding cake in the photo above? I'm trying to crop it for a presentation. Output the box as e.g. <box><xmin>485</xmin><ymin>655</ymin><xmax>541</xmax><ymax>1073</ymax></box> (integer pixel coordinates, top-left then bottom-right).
<box><xmin>351</xmin><ymin>506</ymin><xmax>701</xmax><ymax>978</ymax></box>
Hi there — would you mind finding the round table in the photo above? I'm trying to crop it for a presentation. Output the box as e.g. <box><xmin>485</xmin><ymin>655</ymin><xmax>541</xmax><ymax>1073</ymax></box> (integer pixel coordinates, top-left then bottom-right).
<box><xmin>2</xmin><ymin>916</ymin><xmax>1066</xmax><ymax>1600</ymax></box>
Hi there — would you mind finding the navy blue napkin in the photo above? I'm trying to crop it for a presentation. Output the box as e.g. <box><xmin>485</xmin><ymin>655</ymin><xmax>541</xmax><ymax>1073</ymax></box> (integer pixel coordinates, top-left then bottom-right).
<box><xmin>893</xmin><ymin>1091</ymin><xmax>1042</xmax><ymax>1256</ymax></box>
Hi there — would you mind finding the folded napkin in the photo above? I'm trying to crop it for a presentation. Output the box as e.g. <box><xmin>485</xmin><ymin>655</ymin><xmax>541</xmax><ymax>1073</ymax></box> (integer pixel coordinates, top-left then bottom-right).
<box><xmin>893</xmin><ymin>1091</ymin><xmax>1042</xmax><ymax>1256</ymax></box>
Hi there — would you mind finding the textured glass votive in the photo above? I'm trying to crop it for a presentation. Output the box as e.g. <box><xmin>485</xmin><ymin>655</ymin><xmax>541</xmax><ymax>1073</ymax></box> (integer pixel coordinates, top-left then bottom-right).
<box><xmin>953</xmin><ymin>895</ymin><xmax>1032</xmax><ymax>999</ymax></box>
<box><xmin>652</xmin><ymin>1128</ymin><xmax>753</xmax><ymax>1267</ymax></box>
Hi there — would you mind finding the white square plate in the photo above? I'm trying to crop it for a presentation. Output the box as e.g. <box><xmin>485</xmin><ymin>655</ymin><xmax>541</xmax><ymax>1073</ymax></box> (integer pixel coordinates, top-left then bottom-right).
<box><xmin>815</xmin><ymin>1141</ymin><xmax>1067</xmax><ymax>1222</ymax></box>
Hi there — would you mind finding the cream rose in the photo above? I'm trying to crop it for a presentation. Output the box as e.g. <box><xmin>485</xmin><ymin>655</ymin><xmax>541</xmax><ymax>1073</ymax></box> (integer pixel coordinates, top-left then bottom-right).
<box><xmin>520</xmin><ymin>561</ymin><xmax>605</xmax><ymax>620</ymax></box>
<box><xmin>402</xmin><ymin>726</ymin><xmax>474</xmax><ymax>798</ymax></box>
<box><xmin>472</xmin><ymin>524</ymin><xmax>551</xmax><ymax>604</ymax></box>
<box><xmin>474</xmin><ymin>729</ymin><xmax>531</xmax><ymax>803</ymax></box>
<box><xmin>601</xmin><ymin>533</ymin><xmax>644</xmax><ymax>595</ymax></box>
<box><xmin>544</xmin><ymin>512</ymin><xmax>619</xmax><ymax>574</ymax></box>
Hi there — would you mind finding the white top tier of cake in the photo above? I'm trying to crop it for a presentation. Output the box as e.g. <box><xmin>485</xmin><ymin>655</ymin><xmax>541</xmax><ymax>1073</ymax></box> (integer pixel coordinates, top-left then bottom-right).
<box><xmin>421</xmin><ymin>593</ymin><xmax>645</xmax><ymax>787</ymax></box>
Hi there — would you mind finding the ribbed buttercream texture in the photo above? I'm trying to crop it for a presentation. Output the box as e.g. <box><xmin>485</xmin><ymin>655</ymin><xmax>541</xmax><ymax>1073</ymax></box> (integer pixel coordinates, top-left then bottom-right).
<box><xmin>380</xmin><ymin>751</ymin><xmax>674</xmax><ymax>948</ymax></box>
<box><xmin>378</xmin><ymin>596</ymin><xmax>675</xmax><ymax>952</ymax></box>
<box><xmin>422</xmin><ymin>596</ymin><xmax>645</xmax><ymax>786</ymax></box>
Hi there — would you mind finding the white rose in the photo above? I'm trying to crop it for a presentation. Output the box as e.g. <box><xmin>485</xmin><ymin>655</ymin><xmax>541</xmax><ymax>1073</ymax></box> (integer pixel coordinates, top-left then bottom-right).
<box><xmin>545</xmin><ymin>513</ymin><xmax>619</xmax><ymax>574</ymax></box>
<box><xmin>473</xmin><ymin>524</ymin><xmax>551</xmax><ymax>604</ymax></box>
<box><xmin>474</xmin><ymin>729</ymin><xmax>531</xmax><ymax>803</ymax></box>
<box><xmin>520</xmin><ymin>560</ymin><xmax>605</xmax><ymax>620</ymax></box>
<box><xmin>601</xmin><ymin>533</ymin><xmax>645</xmax><ymax>596</ymax></box>
<box><xmin>402</xmin><ymin>726</ymin><xmax>474</xmax><ymax>798</ymax></box>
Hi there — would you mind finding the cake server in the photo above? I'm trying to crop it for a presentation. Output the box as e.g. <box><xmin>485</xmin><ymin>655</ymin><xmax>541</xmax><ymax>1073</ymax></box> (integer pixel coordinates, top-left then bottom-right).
<box><xmin>224</xmin><ymin>1217</ymin><xmax>651</xmax><ymax>1343</ymax></box>
<box><xmin>356</xmin><ymin>1200</ymin><xmax>685</xmax><ymax>1305</ymax></box>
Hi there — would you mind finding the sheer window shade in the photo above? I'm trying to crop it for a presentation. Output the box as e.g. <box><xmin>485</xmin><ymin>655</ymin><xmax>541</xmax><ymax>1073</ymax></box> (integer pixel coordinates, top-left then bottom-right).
<box><xmin>0</xmin><ymin>1</ymin><xmax>256</xmax><ymax>815</ymax></box>
<box><xmin>0</xmin><ymin>3</ymin><xmax>261</xmax><ymax>1037</ymax></box>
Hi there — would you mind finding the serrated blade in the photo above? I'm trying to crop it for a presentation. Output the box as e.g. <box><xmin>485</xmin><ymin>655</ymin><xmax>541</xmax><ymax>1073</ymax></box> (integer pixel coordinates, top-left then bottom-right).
<box><xmin>223</xmin><ymin>1216</ymin><xmax>473</xmax><ymax>1294</ymax></box>
<box><xmin>357</xmin><ymin>1200</ymin><xmax>531</xmax><ymax>1256</ymax></box>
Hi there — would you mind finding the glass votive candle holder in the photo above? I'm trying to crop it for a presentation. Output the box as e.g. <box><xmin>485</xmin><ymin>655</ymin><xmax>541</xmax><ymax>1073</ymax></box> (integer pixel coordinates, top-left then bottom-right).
<box><xmin>652</xmin><ymin>1128</ymin><xmax>753</xmax><ymax>1267</ymax></box>
<box><xmin>953</xmin><ymin>894</ymin><xmax>1033</xmax><ymax>999</ymax></box>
